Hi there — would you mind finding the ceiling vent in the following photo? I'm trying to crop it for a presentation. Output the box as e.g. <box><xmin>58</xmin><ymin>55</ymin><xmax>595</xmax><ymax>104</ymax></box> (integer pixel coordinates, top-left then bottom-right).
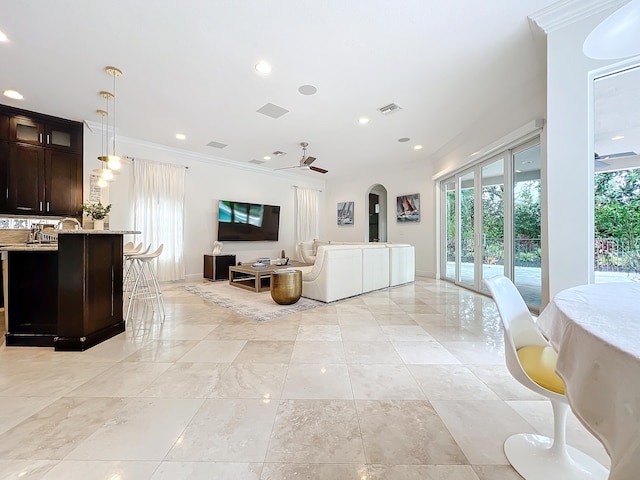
<box><xmin>207</xmin><ymin>141</ymin><xmax>228</xmax><ymax>149</ymax></box>
<box><xmin>249</xmin><ymin>159</ymin><xmax>265</xmax><ymax>165</ymax></box>
<box><xmin>256</xmin><ymin>103</ymin><xmax>290</xmax><ymax>119</ymax></box>
<box><xmin>377</xmin><ymin>102</ymin><xmax>403</xmax><ymax>115</ymax></box>
<box><xmin>272</xmin><ymin>150</ymin><xmax>287</xmax><ymax>156</ymax></box>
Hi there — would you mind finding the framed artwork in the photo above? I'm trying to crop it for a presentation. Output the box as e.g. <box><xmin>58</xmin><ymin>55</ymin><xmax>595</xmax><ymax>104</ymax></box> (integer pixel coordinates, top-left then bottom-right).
<box><xmin>337</xmin><ymin>201</ymin><xmax>354</xmax><ymax>225</ymax></box>
<box><xmin>396</xmin><ymin>193</ymin><xmax>420</xmax><ymax>222</ymax></box>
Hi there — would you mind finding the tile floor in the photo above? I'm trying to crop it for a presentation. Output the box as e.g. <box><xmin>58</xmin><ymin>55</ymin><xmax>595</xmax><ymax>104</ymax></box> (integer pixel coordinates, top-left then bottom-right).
<box><xmin>0</xmin><ymin>278</ymin><xmax>609</xmax><ymax>479</ymax></box>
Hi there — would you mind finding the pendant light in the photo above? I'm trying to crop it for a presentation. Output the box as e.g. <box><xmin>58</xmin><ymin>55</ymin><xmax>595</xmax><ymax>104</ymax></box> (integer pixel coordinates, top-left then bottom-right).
<box><xmin>93</xmin><ymin>95</ymin><xmax>115</xmax><ymax>187</ymax></box>
<box><xmin>583</xmin><ymin>0</ymin><xmax>640</xmax><ymax>59</ymax></box>
<box><xmin>95</xmin><ymin>66</ymin><xmax>123</xmax><ymax>187</ymax></box>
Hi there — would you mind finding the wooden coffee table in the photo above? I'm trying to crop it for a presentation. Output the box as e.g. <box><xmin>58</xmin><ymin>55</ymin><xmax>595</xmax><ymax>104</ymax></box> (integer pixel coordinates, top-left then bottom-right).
<box><xmin>229</xmin><ymin>261</ymin><xmax>311</xmax><ymax>293</ymax></box>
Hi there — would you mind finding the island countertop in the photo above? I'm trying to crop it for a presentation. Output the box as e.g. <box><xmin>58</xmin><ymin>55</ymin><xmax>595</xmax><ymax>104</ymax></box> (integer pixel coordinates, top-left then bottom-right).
<box><xmin>0</xmin><ymin>231</ymin><xmax>140</xmax><ymax>251</ymax></box>
<box><xmin>58</xmin><ymin>230</ymin><xmax>140</xmax><ymax>235</ymax></box>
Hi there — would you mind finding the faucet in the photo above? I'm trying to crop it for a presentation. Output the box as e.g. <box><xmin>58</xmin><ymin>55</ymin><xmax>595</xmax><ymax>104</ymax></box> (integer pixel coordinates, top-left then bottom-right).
<box><xmin>55</xmin><ymin>218</ymin><xmax>82</xmax><ymax>230</ymax></box>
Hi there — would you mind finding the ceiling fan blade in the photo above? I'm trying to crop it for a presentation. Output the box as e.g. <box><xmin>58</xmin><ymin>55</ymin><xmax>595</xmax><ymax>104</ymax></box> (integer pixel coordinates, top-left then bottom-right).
<box><xmin>274</xmin><ymin>165</ymin><xmax>299</xmax><ymax>171</ymax></box>
<box><xmin>597</xmin><ymin>151</ymin><xmax>637</xmax><ymax>160</ymax></box>
<box><xmin>303</xmin><ymin>156</ymin><xmax>317</xmax><ymax>166</ymax></box>
<box><xmin>310</xmin><ymin>165</ymin><xmax>328</xmax><ymax>174</ymax></box>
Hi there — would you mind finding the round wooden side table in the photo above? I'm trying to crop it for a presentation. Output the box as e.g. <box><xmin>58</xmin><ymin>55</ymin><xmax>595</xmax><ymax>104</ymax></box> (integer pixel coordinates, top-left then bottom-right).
<box><xmin>270</xmin><ymin>269</ymin><xmax>302</xmax><ymax>305</ymax></box>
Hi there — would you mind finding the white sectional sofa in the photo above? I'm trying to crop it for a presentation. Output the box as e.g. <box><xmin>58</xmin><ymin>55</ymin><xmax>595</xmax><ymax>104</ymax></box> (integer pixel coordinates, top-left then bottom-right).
<box><xmin>295</xmin><ymin>242</ymin><xmax>414</xmax><ymax>302</ymax></box>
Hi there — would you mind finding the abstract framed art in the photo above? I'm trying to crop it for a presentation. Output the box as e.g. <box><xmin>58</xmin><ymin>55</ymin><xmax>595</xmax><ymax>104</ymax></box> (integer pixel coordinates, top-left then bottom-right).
<box><xmin>396</xmin><ymin>193</ymin><xmax>420</xmax><ymax>222</ymax></box>
<box><xmin>337</xmin><ymin>201</ymin><xmax>354</xmax><ymax>225</ymax></box>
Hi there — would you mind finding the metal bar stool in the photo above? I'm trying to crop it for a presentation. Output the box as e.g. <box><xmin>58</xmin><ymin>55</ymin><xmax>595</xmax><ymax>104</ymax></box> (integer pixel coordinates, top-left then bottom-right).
<box><xmin>123</xmin><ymin>243</ymin><xmax>149</xmax><ymax>293</ymax></box>
<box><xmin>125</xmin><ymin>244</ymin><xmax>165</xmax><ymax>323</ymax></box>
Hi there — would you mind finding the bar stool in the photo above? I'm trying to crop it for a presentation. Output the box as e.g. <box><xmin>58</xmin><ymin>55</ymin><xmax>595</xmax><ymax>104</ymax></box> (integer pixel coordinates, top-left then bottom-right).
<box><xmin>125</xmin><ymin>244</ymin><xmax>165</xmax><ymax>323</ymax></box>
<box><xmin>123</xmin><ymin>243</ymin><xmax>149</xmax><ymax>293</ymax></box>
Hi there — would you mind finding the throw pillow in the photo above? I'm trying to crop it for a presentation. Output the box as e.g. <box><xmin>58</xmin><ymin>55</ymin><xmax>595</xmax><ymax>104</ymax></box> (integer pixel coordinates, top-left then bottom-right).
<box><xmin>313</xmin><ymin>239</ymin><xmax>329</xmax><ymax>255</ymax></box>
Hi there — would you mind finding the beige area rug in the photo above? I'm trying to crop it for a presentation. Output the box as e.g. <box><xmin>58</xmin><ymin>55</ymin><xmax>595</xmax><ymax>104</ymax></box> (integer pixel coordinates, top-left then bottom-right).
<box><xmin>184</xmin><ymin>281</ymin><xmax>325</xmax><ymax>322</ymax></box>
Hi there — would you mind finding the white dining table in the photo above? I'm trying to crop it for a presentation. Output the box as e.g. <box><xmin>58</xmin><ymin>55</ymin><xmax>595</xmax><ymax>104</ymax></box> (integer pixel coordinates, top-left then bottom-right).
<box><xmin>536</xmin><ymin>282</ymin><xmax>640</xmax><ymax>480</ymax></box>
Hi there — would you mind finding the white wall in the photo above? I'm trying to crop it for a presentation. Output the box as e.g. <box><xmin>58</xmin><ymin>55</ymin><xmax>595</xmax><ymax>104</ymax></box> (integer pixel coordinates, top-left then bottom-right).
<box><xmin>83</xmin><ymin>127</ymin><xmax>325</xmax><ymax>281</ymax></box>
<box><xmin>545</xmin><ymin>7</ymin><xmax>638</xmax><ymax>300</ymax></box>
<box><xmin>324</xmin><ymin>161</ymin><xmax>436</xmax><ymax>278</ymax></box>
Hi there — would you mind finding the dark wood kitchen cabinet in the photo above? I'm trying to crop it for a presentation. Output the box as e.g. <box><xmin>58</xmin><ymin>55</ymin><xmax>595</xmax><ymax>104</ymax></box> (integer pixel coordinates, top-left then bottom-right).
<box><xmin>9</xmin><ymin>114</ymin><xmax>82</xmax><ymax>153</ymax></box>
<box><xmin>0</xmin><ymin>104</ymin><xmax>83</xmax><ymax>217</ymax></box>
<box><xmin>4</xmin><ymin>249</ymin><xmax>58</xmax><ymax>347</ymax></box>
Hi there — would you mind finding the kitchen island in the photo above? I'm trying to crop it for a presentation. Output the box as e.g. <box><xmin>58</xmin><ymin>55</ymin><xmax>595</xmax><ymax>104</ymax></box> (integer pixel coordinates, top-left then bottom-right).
<box><xmin>1</xmin><ymin>230</ymin><xmax>138</xmax><ymax>351</ymax></box>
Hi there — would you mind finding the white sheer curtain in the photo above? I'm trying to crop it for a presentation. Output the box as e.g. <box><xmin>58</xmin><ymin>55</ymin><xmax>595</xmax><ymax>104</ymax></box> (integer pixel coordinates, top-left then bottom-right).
<box><xmin>131</xmin><ymin>158</ymin><xmax>186</xmax><ymax>281</ymax></box>
<box><xmin>295</xmin><ymin>187</ymin><xmax>320</xmax><ymax>247</ymax></box>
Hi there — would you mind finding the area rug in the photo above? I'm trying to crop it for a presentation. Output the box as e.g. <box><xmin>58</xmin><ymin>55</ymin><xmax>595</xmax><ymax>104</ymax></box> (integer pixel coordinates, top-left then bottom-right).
<box><xmin>184</xmin><ymin>282</ymin><xmax>325</xmax><ymax>322</ymax></box>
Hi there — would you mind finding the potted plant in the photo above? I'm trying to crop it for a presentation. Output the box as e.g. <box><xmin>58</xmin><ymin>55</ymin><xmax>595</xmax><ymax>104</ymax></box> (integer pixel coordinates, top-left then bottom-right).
<box><xmin>81</xmin><ymin>201</ymin><xmax>111</xmax><ymax>230</ymax></box>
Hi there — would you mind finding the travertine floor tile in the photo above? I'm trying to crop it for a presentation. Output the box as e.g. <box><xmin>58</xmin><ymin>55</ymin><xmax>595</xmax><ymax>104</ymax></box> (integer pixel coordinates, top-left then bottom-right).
<box><xmin>0</xmin><ymin>278</ymin><xmax>609</xmax><ymax>477</ymax></box>
<box><xmin>356</xmin><ymin>399</ymin><xmax>468</xmax><ymax>465</ymax></box>
<box><xmin>266</xmin><ymin>399</ymin><xmax>365</xmax><ymax>463</ymax></box>
<box><xmin>166</xmin><ymin>398</ymin><xmax>278</xmax><ymax>462</ymax></box>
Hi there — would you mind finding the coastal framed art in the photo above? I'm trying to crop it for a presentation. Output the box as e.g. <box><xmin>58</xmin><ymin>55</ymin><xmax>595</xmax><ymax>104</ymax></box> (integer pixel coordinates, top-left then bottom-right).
<box><xmin>396</xmin><ymin>193</ymin><xmax>420</xmax><ymax>222</ymax></box>
<box><xmin>337</xmin><ymin>201</ymin><xmax>354</xmax><ymax>225</ymax></box>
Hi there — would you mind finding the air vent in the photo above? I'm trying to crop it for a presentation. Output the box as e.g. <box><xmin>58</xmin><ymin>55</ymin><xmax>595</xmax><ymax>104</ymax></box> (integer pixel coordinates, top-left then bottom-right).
<box><xmin>272</xmin><ymin>151</ymin><xmax>287</xmax><ymax>156</ymax></box>
<box><xmin>249</xmin><ymin>159</ymin><xmax>265</xmax><ymax>165</ymax></box>
<box><xmin>256</xmin><ymin>103</ymin><xmax>290</xmax><ymax>119</ymax></box>
<box><xmin>207</xmin><ymin>141</ymin><xmax>228</xmax><ymax>149</ymax></box>
<box><xmin>378</xmin><ymin>102</ymin><xmax>403</xmax><ymax>115</ymax></box>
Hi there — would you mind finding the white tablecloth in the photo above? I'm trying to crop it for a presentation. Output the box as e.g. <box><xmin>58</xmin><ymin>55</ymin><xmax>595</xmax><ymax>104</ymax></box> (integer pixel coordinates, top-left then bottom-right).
<box><xmin>537</xmin><ymin>282</ymin><xmax>640</xmax><ymax>480</ymax></box>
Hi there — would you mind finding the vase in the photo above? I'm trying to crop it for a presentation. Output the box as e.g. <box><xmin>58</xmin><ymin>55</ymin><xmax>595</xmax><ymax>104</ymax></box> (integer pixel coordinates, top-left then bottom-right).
<box><xmin>93</xmin><ymin>219</ymin><xmax>104</xmax><ymax>230</ymax></box>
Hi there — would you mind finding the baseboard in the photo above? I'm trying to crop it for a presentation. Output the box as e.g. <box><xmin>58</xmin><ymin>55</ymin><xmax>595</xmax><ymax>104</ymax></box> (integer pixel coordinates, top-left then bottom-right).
<box><xmin>186</xmin><ymin>273</ymin><xmax>205</xmax><ymax>282</ymax></box>
<box><xmin>416</xmin><ymin>270</ymin><xmax>436</xmax><ymax>278</ymax></box>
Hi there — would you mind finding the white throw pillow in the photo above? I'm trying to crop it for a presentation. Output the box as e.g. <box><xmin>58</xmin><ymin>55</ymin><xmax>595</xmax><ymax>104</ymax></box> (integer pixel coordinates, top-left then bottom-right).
<box><xmin>313</xmin><ymin>239</ymin><xmax>329</xmax><ymax>255</ymax></box>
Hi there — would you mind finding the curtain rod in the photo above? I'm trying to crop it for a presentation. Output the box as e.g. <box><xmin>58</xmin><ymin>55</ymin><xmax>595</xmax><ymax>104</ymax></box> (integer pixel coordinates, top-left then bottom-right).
<box><xmin>125</xmin><ymin>156</ymin><xmax>189</xmax><ymax>169</ymax></box>
<box><xmin>294</xmin><ymin>185</ymin><xmax>323</xmax><ymax>192</ymax></box>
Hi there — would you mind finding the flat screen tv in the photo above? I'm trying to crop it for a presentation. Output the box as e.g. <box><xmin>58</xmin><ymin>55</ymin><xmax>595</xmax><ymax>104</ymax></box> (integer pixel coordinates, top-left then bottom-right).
<box><xmin>217</xmin><ymin>200</ymin><xmax>280</xmax><ymax>241</ymax></box>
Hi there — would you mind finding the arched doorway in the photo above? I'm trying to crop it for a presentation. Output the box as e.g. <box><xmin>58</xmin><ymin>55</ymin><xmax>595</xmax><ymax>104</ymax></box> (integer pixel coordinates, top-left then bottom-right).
<box><xmin>366</xmin><ymin>184</ymin><xmax>388</xmax><ymax>242</ymax></box>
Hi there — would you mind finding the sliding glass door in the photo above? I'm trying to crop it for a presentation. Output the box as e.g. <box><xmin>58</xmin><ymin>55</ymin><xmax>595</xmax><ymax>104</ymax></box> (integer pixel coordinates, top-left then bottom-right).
<box><xmin>513</xmin><ymin>142</ymin><xmax>541</xmax><ymax>306</ymax></box>
<box><xmin>481</xmin><ymin>157</ymin><xmax>505</xmax><ymax>290</ymax></box>
<box><xmin>440</xmin><ymin>138</ymin><xmax>542</xmax><ymax>309</ymax></box>
<box><xmin>444</xmin><ymin>181</ymin><xmax>456</xmax><ymax>281</ymax></box>
<box><xmin>458</xmin><ymin>171</ymin><xmax>475</xmax><ymax>287</ymax></box>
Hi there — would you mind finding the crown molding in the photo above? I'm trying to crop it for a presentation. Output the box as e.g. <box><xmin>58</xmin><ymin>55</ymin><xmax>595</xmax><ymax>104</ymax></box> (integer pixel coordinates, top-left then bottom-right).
<box><xmin>88</xmin><ymin>130</ymin><xmax>326</xmax><ymax>187</ymax></box>
<box><xmin>528</xmin><ymin>0</ymin><xmax>630</xmax><ymax>33</ymax></box>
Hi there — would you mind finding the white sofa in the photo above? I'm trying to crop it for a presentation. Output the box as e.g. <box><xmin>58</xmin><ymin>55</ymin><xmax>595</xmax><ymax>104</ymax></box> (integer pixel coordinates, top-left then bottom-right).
<box><xmin>296</xmin><ymin>242</ymin><xmax>414</xmax><ymax>302</ymax></box>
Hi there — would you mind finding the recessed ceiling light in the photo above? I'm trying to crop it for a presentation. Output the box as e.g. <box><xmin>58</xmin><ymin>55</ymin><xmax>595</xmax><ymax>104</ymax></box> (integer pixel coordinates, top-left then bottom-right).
<box><xmin>175</xmin><ymin>133</ymin><xmax>186</xmax><ymax>140</ymax></box>
<box><xmin>414</xmin><ymin>145</ymin><xmax>423</xmax><ymax>150</ymax></box>
<box><xmin>263</xmin><ymin>156</ymin><xmax>271</xmax><ymax>161</ymax></box>
<box><xmin>3</xmin><ymin>89</ymin><xmax>23</xmax><ymax>100</ymax></box>
<box><xmin>397</xmin><ymin>137</ymin><xmax>410</xmax><ymax>143</ymax></box>
<box><xmin>0</xmin><ymin>30</ymin><xmax>8</xmax><ymax>42</ymax></box>
<box><xmin>358</xmin><ymin>117</ymin><xmax>370</xmax><ymax>125</ymax></box>
<box><xmin>255</xmin><ymin>61</ymin><xmax>272</xmax><ymax>74</ymax></box>
<box><xmin>612</xmin><ymin>135</ymin><xmax>624</xmax><ymax>140</ymax></box>
<box><xmin>471</xmin><ymin>151</ymin><xmax>480</xmax><ymax>156</ymax></box>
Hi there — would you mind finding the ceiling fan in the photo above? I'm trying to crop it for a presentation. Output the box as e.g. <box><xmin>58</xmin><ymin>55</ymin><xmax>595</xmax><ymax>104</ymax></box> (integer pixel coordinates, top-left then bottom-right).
<box><xmin>276</xmin><ymin>142</ymin><xmax>328</xmax><ymax>174</ymax></box>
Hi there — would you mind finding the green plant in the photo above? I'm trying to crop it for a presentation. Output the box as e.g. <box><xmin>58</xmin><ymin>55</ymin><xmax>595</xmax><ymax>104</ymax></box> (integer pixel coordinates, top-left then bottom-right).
<box><xmin>81</xmin><ymin>201</ymin><xmax>111</xmax><ymax>220</ymax></box>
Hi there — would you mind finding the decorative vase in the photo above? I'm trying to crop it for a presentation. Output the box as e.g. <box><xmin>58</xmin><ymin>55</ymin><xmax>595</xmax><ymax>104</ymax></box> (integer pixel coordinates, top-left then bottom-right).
<box><xmin>93</xmin><ymin>219</ymin><xmax>104</xmax><ymax>230</ymax></box>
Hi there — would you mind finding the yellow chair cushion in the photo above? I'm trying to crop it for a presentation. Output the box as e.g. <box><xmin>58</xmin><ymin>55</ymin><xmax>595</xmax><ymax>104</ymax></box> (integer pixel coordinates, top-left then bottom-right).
<box><xmin>517</xmin><ymin>345</ymin><xmax>565</xmax><ymax>395</ymax></box>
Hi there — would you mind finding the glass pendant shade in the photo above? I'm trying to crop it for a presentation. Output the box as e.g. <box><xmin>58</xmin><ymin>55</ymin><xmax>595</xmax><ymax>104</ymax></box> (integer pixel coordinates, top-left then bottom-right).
<box><xmin>583</xmin><ymin>0</ymin><xmax>640</xmax><ymax>59</ymax></box>
<box><xmin>96</xmin><ymin>66</ymin><xmax>124</xmax><ymax>183</ymax></box>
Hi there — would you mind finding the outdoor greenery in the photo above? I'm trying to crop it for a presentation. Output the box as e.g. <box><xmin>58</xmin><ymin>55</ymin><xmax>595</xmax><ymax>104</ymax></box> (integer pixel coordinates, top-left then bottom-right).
<box><xmin>446</xmin><ymin>168</ymin><xmax>640</xmax><ymax>274</ymax></box>
<box><xmin>594</xmin><ymin>169</ymin><xmax>640</xmax><ymax>274</ymax></box>
<box><xmin>452</xmin><ymin>180</ymin><xmax>541</xmax><ymax>266</ymax></box>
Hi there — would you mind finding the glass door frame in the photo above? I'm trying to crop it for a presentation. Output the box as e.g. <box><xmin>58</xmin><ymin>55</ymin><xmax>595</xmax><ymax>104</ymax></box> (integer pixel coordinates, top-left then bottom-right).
<box><xmin>440</xmin><ymin>151</ymin><xmax>514</xmax><ymax>292</ymax></box>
